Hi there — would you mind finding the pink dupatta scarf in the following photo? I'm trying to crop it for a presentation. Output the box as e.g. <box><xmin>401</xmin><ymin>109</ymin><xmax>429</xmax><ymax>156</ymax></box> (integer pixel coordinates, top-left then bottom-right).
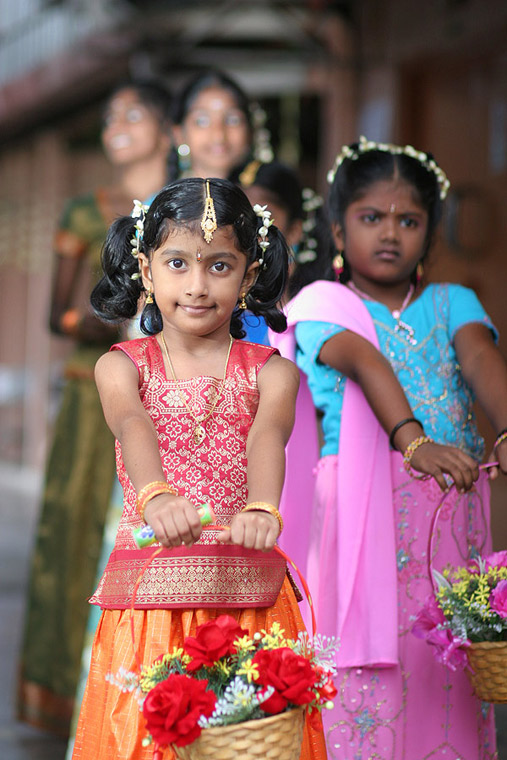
<box><xmin>270</xmin><ymin>281</ymin><xmax>398</xmax><ymax>667</ymax></box>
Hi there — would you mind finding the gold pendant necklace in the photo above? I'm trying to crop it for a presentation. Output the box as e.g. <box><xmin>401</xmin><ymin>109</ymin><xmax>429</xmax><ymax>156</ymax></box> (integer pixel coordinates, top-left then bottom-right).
<box><xmin>160</xmin><ymin>333</ymin><xmax>233</xmax><ymax>446</ymax></box>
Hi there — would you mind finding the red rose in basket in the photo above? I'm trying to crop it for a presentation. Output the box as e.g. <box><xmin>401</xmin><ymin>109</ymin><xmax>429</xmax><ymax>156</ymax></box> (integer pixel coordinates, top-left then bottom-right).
<box><xmin>184</xmin><ymin>615</ymin><xmax>248</xmax><ymax>672</ymax></box>
<box><xmin>253</xmin><ymin>647</ymin><xmax>317</xmax><ymax>714</ymax></box>
<box><xmin>315</xmin><ymin>667</ymin><xmax>338</xmax><ymax>702</ymax></box>
<box><xmin>142</xmin><ymin>673</ymin><xmax>216</xmax><ymax>747</ymax></box>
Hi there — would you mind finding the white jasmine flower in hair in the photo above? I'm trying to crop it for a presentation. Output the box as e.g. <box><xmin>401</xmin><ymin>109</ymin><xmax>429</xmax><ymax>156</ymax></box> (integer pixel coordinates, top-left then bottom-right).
<box><xmin>131</xmin><ymin>199</ymin><xmax>149</xmax><ymax>218</ymax></box>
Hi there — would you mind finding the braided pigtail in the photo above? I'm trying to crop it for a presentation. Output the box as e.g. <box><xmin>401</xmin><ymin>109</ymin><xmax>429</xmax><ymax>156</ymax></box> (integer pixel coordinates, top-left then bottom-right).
<box><xmin>90</xmin><ymin>215</ymin><xmax>144</xmax><ymax>324</ymax></box>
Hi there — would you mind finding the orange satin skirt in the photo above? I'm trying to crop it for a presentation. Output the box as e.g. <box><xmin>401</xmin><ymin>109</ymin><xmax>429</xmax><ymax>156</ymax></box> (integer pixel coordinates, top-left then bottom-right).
<box><xmin>72</xmin><ymin>577</ymin><xmax>327</xmax><ymax>760</ymax></box>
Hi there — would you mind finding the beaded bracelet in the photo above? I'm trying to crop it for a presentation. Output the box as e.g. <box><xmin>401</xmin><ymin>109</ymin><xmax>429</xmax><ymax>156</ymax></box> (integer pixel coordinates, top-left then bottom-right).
<box><xmin>136</xmin><ymin>480</ymin><xmax>179</xmax><ymax>522</ymax></box>
<box><xmin>494</xmin><ymin>429</ymin><xmax>507</xmax><ymax>451</ymax></box>
<box><xmin>388</xmin><ymin>417</ymin><xmax>423</xmax><ymax>450</ymax></box>
<box><xmin>242</xmin><ymin>502</ymin><xmax>284</xmax><ymax>533</ymax></box>
<box><xmin>403</xmin><ymin>435</ymin><xmax>433</xmax><ymax>475</ymax></box>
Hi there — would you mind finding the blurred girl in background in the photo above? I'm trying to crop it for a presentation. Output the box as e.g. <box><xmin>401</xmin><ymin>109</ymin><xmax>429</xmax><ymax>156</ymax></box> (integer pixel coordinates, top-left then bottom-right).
<box><xmin>238</xmin><ymin>158</ymin><xmax>334</xmax><ymax>344</ymax></box>
<box><xmin>170</xmin><ymin>68</ymin><xmax>272</xmax><ymax>182</ymax></box>
<box><xmin>18</xmin><ymin>79</ymin><xmax>172</xmax><ymax>737</ymax></box>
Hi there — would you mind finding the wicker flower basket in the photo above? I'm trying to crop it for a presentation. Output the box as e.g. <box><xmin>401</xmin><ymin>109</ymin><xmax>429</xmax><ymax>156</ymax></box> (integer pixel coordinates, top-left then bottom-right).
<box><xmin>173</xmin><ymin>705</ymin><xmax>305</xmax><ymax>760</ymax></box>
<box><xmin>466</xmin><ymin>641</ymin><xmax>507</xmax><ymax>703</ymax></box>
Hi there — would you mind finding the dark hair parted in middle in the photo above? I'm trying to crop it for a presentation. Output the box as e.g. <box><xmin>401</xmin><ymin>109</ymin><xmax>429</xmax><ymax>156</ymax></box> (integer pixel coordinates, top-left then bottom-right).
<box><xmin>169</xmin><ymin>70</ymin><xmax>253</xmax><ymax>182</ymax></box>
<box><xmin>91</xmin><ymin>177</ymin><xmax>289</xmax><ymax>339</ymax></box>
<box><xmin>328</xmin><ymin>144</ymin><xmax>444</xmax><ymax>283</ymax></box>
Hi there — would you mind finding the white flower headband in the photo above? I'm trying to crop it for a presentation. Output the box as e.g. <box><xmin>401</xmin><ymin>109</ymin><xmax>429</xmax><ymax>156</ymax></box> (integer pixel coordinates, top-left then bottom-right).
<box><xmin>327</xmin><ymin>135</ymin><xmax>451</xmax><ymax>200</ymax></box>
<box><xmin>252</xmin><ymin>203</ymin><xmax>273</xmax><ymax>267</ymax></box>
<box><xmin>130</xmin><ymin>199</ymin><xmax>149</xmax><ymax>280</ymax></box>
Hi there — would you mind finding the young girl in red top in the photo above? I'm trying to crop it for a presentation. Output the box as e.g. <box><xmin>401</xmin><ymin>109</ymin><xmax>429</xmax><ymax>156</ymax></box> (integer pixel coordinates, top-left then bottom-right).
<box><xmin>71</xmin><ymin>177</ymin><xmax>326</xmax><ymax>760</ymax></box>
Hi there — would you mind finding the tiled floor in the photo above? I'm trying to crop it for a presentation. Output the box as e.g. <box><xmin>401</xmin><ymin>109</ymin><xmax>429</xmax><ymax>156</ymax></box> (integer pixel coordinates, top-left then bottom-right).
<box><xmin>1</xmin><ymin>460</ymin><xmax>506</xmax><ymax>759</ymax></box>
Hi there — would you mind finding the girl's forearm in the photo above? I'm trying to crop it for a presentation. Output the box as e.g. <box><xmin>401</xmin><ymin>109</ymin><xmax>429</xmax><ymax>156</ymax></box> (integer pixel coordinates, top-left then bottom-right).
<box><xmin>321</xmin><ymin>332</ymin><xmax>422</xmax><ymax>451</ymax></box>
<box><xmin>463</xmin><ymin>350</ymin><xmax>507</xmax><ymax>434</ymax></box>
<box><xmin>117</xmin><ymin>416</ymin><xmax>167</xmax><ymax>492</ymax></box>
<box><xmin>455</xmin><ymin>326</ymin><xmax>507</xmax><ymax>434</ymax></box>
<box><xmin>354</xmin><ymin>356</ymin><xmax>424</xmax><ymax>451</ymax></box>
<box><xmin>246</xmin><ymin>430</ymin><xmax>286</xmax><ymax>507</ymax></box>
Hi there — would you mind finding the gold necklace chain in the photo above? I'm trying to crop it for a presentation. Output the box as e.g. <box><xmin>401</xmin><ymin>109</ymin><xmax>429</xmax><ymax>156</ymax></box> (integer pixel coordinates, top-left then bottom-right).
<box><xmin>160</xmin><ymin>333</ymin><xmax>233</xmax><ymax>446</ymax></box>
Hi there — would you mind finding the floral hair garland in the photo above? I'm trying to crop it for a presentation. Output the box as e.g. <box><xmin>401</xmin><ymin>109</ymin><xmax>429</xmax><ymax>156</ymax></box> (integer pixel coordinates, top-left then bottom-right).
<box><xmin>327</xmin><ymin>135</ymin><xmax>451</xmax><ymax>200</ymax></box>
<box><xmin>252</xmin><ymin>203</ymin><xmax>273</xmax><ymax>268</ymax></box>
<box><xmin>296</xmin><ymin>188</ymin><xmax>323</xmax><ymax>265</ymax></box>
<box><xmin>250</xmin><ymin>104</ymin><xmax>274</xmax><ymax>164</ymax></box>
<box><xmin>130</xmin><ymin>199</ymin><xmax>149</xmax><ymax>280</ymax></box>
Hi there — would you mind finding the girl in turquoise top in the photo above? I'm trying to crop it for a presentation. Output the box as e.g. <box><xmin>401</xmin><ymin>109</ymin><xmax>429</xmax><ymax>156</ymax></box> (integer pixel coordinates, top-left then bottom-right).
<box><xmin>274</xmin><ymin>137</ymin><xmax>507</xmax><ymax>759</ymax></box>
<box><xmin>296</xmin><ymin>283</ymin><xmax>496</xmax><ymax>460</ymax></box>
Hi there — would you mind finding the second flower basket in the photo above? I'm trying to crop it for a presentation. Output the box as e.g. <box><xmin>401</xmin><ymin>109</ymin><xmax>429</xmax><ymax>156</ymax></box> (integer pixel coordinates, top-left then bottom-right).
<box><xmin>466</xmin><ymin>641</ymin><xmax>507</xmax><ymax>704</ymax></box>
<box><xmin>415</xmin><ymin>462</ymin><xmax>507</xmax><ymax>703</ymax></box>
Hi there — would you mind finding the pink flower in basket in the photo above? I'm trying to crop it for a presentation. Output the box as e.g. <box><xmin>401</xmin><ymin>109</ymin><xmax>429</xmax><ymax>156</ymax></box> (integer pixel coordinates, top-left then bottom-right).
<box><xmin>490</xmin><ymin>579</ymin><xmax>507</xmax><ymax>619</ymax></box>
<box><xmin>412</xmin><ymin>595</ymin><xmax>470</xmax><ymax>671</ymax></box>
<box><xmin>468</xmin><ymin>550</ymin><xmax>507</xmax><ymax>574</ymax></box>
<box><xmin>485</xmin><ymin>551</ymin><xmax>507</xmax><ymax>570</ymax></box>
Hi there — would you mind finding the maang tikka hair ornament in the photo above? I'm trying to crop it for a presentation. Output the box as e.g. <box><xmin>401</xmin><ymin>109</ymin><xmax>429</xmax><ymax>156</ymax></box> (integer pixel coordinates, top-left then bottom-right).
<box><xmin>130</xmin><ymin>199</ymin><xmax>149</xmax><ymax>280</ymax></box>
<box><xmin>327</xmin><ymin>135</ymin><xmax>451</xmax><ymax>200</ymax></box>
<box><xmin>201</xmin><ymin>180</ymin><xmax>218</xmax><ymax>244</ymax></box>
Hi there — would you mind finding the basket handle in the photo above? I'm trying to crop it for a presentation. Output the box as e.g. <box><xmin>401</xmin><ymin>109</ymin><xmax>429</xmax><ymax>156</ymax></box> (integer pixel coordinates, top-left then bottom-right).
<box><xmin>427</xmin><ymin>461</ymin><xmax>498</xmax><ymax>593</ymax></box>
<box><xmin>129</xmin><ymin>525</ymin><xmax>317</xmax><ymax>671</ymax></box>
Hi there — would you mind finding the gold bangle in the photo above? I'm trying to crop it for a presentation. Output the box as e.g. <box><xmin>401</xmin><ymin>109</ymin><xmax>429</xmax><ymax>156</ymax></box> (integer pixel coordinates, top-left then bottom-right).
<box><xmin>494</xmin><ymin>431</ymin><xmax>507</xmax><ymax>450</ymax></box>
<box><xmin>136</xmin><ymin>480</ymin><xmax>178</xmax><ymax>522</ymax></box>
<box><xmin>403</xmin><ymin>435</ymin><xmax>433</xmax><ymax>474</ymax></box>
<box><xmin>242</xmin><ymin>502</ymin><xmax>283</xmax><ymax>533</ymax></box>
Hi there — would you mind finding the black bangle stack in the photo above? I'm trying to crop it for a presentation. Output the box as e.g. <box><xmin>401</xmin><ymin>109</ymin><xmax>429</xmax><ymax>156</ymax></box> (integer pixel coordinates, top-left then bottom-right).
<box><xmin>389</xmin><ymin>417</ymin><xmax>424</xmax><ymax>451</ymax></box>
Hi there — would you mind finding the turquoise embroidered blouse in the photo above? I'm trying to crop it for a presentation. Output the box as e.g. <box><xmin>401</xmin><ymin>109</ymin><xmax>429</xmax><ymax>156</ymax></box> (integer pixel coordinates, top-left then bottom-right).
<box><xmin>295</xmin><ymin>283</ymin><xmax>497</xmax><ymax>459</ymax></box>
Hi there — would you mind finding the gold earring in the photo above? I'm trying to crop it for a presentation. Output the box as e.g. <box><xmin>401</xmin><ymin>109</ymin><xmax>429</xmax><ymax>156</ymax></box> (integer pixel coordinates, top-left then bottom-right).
<box><xmin>146</xmin><ymin>288</ymin><xmax>154</xmax><ymax>305</ymax></box>
<box><xmin>416</xmin><ymin>261</ymin><xmax>424</xmax><ymax>283</ymax></box>
<box><xmin>239</xmin><ymin>293</ymin><xmax>247</xmax><ymax>310</ymax></box>
<box><xmin>333</xmin><ymin>252</ymin><xmax>344</xmax><ymax>275</ymax></box>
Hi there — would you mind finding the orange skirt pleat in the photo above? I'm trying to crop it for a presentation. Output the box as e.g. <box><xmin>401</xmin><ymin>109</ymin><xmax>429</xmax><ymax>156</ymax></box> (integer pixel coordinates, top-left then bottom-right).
<box><xmin>72</xmin><ymin>577</ymin><xmax>327</xmax><ymax>760</ymax></box>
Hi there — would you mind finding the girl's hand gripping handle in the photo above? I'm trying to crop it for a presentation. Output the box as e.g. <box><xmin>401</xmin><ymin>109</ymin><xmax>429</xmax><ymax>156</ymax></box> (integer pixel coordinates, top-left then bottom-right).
<box><xmin>409</xmin><ymin>440</ymin><xmax>480</xmax><ymax>493</ymax></box>
<box><xmin>132</xmin><ymin>503</ymin><xmax>215</xmax><ymax>548</ymax></box>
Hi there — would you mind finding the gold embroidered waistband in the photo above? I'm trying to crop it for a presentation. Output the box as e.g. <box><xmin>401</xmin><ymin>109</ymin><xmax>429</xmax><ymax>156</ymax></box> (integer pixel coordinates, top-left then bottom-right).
<box><xmin>90</xmin><ymin>545</ymin><xmax>287</xmax><ymax>609</ymax></box>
